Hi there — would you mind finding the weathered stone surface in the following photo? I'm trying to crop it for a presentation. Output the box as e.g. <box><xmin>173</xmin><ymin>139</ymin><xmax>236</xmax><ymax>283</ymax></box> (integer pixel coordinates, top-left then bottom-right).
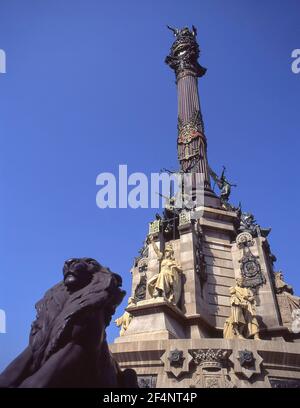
<box><xmin>110</xmin><ymin>338</ymin><xmax>300</xmax><ymax>388</ymax></box>
<box><xmin>206</xmin><ymin>265</ymin><xmax>234</xmax><ymax>278</ymax></box>
<box><xmin>208</xmin><ymin>284</ymin><xmax>232</xmax><ymax>297</ymax></box>
<box><xmin>115</xmin><ymin>298</ymin><xmax>187</xmax><ymax>342</ymax></box>
<box><xmin>207</xmin><ymin>274</ymin><xmax>235</xmax><ymax>287</ymax></box>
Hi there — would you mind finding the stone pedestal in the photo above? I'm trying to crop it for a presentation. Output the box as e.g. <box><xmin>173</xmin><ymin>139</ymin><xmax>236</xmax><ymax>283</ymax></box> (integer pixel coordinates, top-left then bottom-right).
<box><xmin>112</xmin><ymin>202</ymin><xmax>300</xmax><ymax>387</ymax></box>
<box><xmin>115</xmin><ymin>298</ymin><xmax>186</xmax><ymax>343</ymax></box>
<box><xmin>110</xmin><ymin>338</ymin><xmax>300</xmax><ymax>388</ymax></box>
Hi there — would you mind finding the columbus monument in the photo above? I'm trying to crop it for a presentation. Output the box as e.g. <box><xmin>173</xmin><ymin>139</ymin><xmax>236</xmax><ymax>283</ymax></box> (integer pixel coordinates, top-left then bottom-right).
<box><xmin>110</xmin><ymin>26</ymin><xmax>300</xmax><ymax>388</ymax></box>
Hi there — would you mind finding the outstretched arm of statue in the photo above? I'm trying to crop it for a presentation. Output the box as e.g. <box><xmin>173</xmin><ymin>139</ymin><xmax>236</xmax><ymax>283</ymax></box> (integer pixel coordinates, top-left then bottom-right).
<box><xmin>172</xmin><ymin>262</ymin><xmax>182</xmax><ymax>274</ymax></box>
<box><xmin>0</xmin><ymin>346</ymin><xmax>33</xmax><ymax>387</ymax></box>
<box><xmin>149</xmin><ymin>235</ymin><xmax>163</xmax><ymax>260</ymax></box>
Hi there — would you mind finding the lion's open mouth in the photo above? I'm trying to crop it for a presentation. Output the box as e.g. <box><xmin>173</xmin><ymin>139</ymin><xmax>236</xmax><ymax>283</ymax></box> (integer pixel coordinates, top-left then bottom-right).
<box><xmin>64</xmin><ymin>272</ymin><xmax>76</xmax><ymax>279</ymax></box>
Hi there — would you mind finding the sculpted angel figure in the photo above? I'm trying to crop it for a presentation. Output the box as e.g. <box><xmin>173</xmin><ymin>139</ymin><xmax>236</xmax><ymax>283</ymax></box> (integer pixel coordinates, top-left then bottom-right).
<box><xmin>209</xmin><ymin>166</ymin><xmax>237</xmax><ymax>208</ymax></box>
<box><xmin>147</xmin><ymin>235</ymin><xmax>182</xmax><ymax>306</ymax></box>
<box><xmin>223</xmin><ymin>278</ymin><xmax>260</xmax><ymax>340</ymax></box>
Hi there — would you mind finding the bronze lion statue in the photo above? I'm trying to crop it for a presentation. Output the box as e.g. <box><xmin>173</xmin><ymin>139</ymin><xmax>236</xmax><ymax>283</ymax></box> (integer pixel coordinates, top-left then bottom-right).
<box><xmin>0</xmin><ymin>257</ymin><xmax>137</xmax><ymax>388</ymax></box>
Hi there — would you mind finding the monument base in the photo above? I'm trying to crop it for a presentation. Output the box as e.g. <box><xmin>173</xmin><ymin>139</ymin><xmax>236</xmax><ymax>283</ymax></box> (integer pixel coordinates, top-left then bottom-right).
<box><xmin>110</xmin><ymin>338</ymin><xmax>300</xmax><ymax>388</ymax></box>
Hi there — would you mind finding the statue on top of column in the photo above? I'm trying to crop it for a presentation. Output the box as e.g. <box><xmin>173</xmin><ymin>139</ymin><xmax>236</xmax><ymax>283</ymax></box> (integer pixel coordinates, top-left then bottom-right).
<box><xmin>167</xmin><ymin>25</ymin><xmax>197</xmax><ymax>38</ymax></box>
<box><xmin>165</xmin><ymin>25</ymin><xmax>206</xmax><ymax>78</ymax></box>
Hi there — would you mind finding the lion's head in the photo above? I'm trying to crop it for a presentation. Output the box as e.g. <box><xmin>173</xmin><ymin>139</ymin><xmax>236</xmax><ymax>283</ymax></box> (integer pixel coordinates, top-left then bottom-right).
<box><xmin>63</xmin><ymin>257</ymin><xmax>103</xmax><ymax>291</ymax></box>
<box><xmin>30</xmin><ymin>257</ymin><xmax>125</xmax><ymax>370</ymax></box>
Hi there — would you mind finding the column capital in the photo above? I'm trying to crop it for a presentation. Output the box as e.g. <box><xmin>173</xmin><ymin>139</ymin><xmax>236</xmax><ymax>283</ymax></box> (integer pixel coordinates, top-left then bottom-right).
<box><xmin>165</xmin><ymin>26</ymin><xmax>206</xmax><ymax>79</ymax></box>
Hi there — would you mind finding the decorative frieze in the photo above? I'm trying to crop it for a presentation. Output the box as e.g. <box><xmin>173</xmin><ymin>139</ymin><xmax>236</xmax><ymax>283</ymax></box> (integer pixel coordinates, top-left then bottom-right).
<box><xmin>161</xmin><ymin>348</ymin><xmax>192</xmax><ymax>378</ymax></box>
<box><xmin>236</xmin><ymin>232</ymin><xmax>266</xmax><ymax>289</ymax></box>
<box><xmin>191</xmin><ymin>349</ymin><xmax>228</xmax><ymax>369</ymax></box>
<box><xmin>168</xmin><ymin>349</ymin><xmax>185</xmax><ymax>368</ymax></box>
<box><xmin>190</xmin><ymin>349</ymin><xmax>235</xmax><ymax>388</ymax></box>
<box><xmin>229</xmin><ymin>348</ymin><xmax>263</xmax><ymax>380</ymax></box>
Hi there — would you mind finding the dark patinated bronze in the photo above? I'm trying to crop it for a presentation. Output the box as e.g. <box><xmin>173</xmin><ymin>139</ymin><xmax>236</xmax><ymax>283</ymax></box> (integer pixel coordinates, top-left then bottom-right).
<box><xmin>0</xmin><ymin>258</ymin><xmax>137</xmax><ymax>388</ymax></box>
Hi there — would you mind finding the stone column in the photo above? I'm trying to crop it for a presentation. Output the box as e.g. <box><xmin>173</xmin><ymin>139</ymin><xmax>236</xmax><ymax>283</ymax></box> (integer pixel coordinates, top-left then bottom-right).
<box><xmin>165</xmin><ymin>26</ymin><xmax>211</xmax><ymax>191</ymax></box>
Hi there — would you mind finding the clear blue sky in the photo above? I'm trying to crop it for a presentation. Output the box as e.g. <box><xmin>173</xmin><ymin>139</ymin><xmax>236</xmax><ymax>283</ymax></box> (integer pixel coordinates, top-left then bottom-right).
<box><xmin>0</xmin><ymin>0</ymin><xmax>300</xmax><ymax>371</ymax></box>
